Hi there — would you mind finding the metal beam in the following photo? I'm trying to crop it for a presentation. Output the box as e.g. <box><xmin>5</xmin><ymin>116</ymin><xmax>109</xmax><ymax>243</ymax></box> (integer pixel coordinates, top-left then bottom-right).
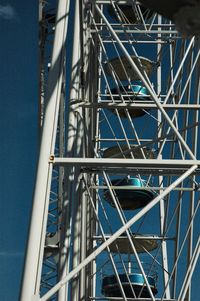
<box><xmin>52</xmin><ymin>157</ymin><xmax>200</xmax><ymax>169</ymax></box>
<box><xmin>20</xmin><ymin>0</ymin><xmax>70</xmax><ymax>300</ymax></box>
<box><xmin>82</xmin><ymin>103</ymin><xmax>200</xmax><ymax>110</ymax></box>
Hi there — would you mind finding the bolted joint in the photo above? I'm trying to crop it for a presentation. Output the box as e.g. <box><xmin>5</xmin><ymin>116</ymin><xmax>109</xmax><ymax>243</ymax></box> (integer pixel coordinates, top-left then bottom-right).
<box><xmin>49</xmin><ymin>154</ymin><xmax>55</xmax><ymax>161</ymax></box>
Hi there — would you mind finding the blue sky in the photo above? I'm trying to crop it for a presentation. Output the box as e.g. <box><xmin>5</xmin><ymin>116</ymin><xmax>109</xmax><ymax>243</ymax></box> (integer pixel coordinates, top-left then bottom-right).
<box><xmin>0</xmin><ymin>1</ymin><xmax>38</xmax><ymax>300</ymax></box>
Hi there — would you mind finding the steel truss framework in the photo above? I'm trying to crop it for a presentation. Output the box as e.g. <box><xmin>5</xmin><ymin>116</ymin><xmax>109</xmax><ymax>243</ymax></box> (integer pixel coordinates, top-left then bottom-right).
<box><xmin>21</xmin><ymin>1</ymin><xmax>199</xmax><ymax>301</ymax></box>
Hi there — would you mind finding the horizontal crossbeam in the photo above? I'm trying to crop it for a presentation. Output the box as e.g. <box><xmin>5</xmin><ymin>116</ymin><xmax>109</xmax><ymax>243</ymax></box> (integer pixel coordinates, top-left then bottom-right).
<box><xmin>51</xmin><ymin>158</ymin><xmax>200</xmax><ymax>175</ymax></box>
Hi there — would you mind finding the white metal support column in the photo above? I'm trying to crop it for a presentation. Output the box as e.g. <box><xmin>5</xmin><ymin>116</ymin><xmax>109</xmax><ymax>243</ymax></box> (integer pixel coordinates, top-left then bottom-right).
<box><xmin>20</xmin><ymin>0</ymin><xmax>70</xmax><ymax>300</ymax></box>
<box><xmin>157</xmin><ymin>14</ymin><xmax>171</xmax><ymax>299</ymax></box>
<box><xmin>58</xmin><ymin>0</ymin><xmax>80</xmax><ymax>300</ymax></box>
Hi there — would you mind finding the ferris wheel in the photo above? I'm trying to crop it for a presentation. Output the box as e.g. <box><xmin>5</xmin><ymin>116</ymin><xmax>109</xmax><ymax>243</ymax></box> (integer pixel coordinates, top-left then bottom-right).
<box><xmin>20</xmin><ymin>1</ymin><xmax>200</xmax><ymax>301</ymax></box>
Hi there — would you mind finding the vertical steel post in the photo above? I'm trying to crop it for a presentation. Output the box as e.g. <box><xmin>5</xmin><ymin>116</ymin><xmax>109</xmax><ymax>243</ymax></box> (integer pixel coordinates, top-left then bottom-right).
<box><xmin>58</xmin><ymin>0</ymin><xmax>82</xmax><ymax>300</ymax></box>
<box><xmin>20</xmin><ymin>0</ymin><xmax>70</xmax><ymax>300</ymax></box>
<box><xmin>157</xmin><ymin>14</ymin><xmax>171</xmax><ymax>299</ymax></box>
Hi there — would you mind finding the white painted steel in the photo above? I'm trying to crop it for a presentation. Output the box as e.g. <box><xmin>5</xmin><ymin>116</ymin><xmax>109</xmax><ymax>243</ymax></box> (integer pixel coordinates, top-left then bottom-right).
<box><xmin>40</xmin><ymin>164</ymin><xmax>197</xmax><ymax>300</ymax></box>
<box><xmin>53</xmin><ymin>157</ymin><xmax>200</xmax><ymax>168</ymax></box>
<box><xmin>58</xmin><ymin>0</ymin><xmax>80</xmax><ymax>300</ymax></box>
<box><xmin>178</xmin><ymin>236</ymin><xmax>200</xmax><ymax>301</ymax></box>
<box><xmin>157</xmin><ymin>15</ymin><xmax>170</xmax><ymax>299</ymax></box>
<box><xmin>95</xmin><ymin>4</ymin><xmax>196</xmax><ymax>161</ymax></box>
<box><xmin>20</xmin><ymin>0</ymin><xmax>70</xmax><ymax>300</ymax></box>
<box><xmin>22</xmin><ymin>1</ymin><xmax>200</xmax><ymax>300</ymax></box>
